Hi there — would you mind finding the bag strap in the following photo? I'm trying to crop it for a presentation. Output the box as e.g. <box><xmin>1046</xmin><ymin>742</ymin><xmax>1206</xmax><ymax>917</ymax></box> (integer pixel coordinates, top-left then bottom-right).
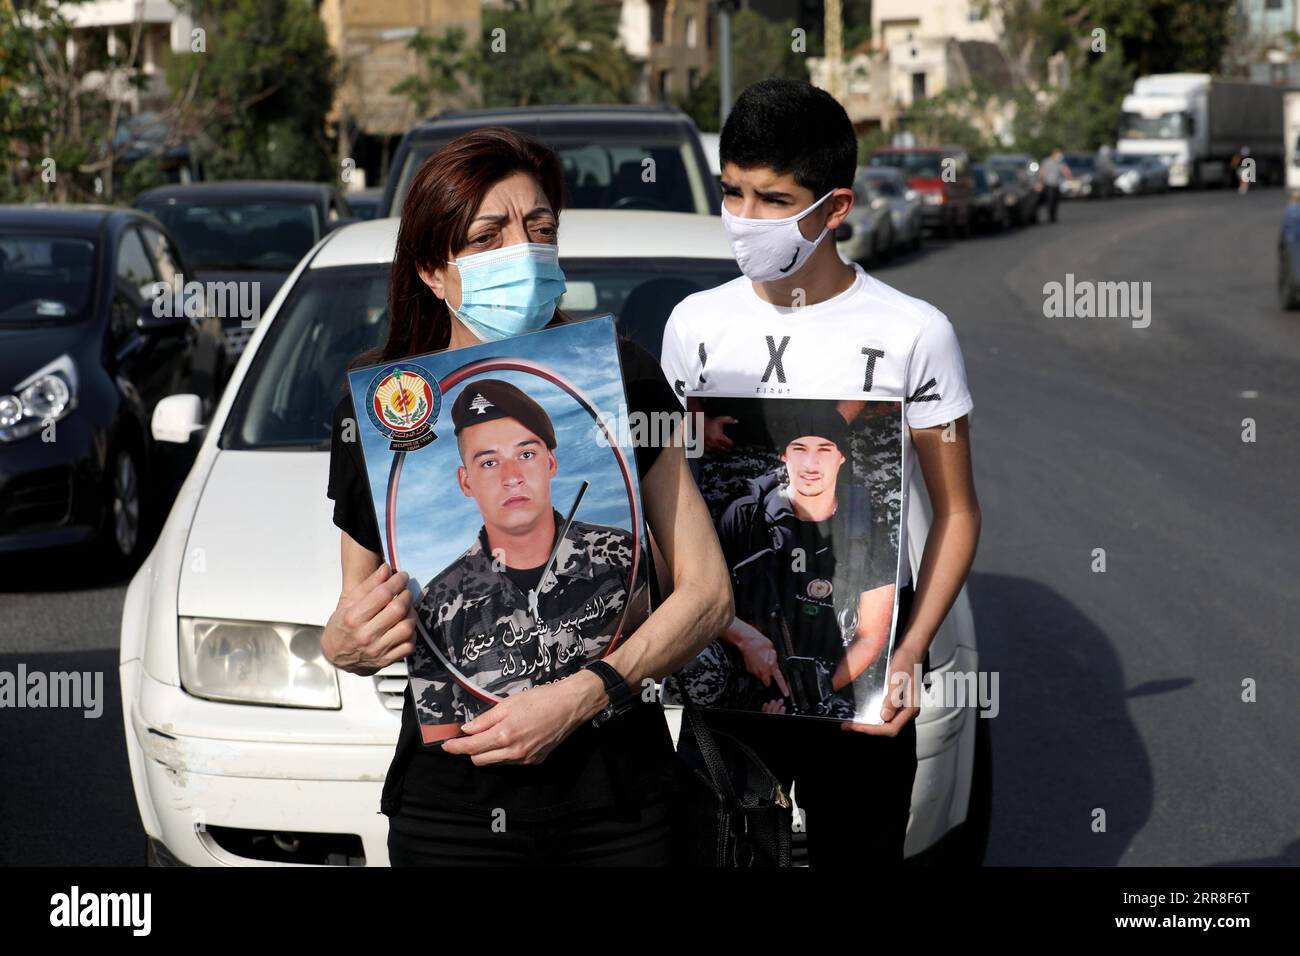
<box><xmin>682</xmin><ymin>697</ymin><xmax>740</xmax><ymax>806</ymax></box>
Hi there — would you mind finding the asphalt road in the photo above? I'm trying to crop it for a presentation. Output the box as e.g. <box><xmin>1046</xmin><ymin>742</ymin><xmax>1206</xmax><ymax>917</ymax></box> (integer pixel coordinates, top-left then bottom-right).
<box><xmin>1</xmin><ymin>187</ymin><xmax>1297</xmax><ymax>866</ymax></box>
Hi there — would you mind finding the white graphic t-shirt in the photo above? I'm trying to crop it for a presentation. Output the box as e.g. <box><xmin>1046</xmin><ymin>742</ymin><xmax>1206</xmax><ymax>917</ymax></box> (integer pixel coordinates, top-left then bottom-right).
<box><xmin>660</xmin><ymin>262</ymin><xmax>974</xmax><ymax>587</ymax></box>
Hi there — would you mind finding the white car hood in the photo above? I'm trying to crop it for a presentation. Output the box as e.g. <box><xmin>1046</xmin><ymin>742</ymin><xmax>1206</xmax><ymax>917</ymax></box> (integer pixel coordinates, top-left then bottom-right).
<box><xmin>177</xmin><ymin>450</ymin><xmax>340</xmax><ymax>626</ymax></box>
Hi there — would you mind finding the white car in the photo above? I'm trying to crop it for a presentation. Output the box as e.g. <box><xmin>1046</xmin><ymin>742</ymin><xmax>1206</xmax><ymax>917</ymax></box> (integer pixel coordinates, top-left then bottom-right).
<box><xmin>120</xmin><ymin>210</ymin><xmax>989</xmax><ymax>866</ymax></box>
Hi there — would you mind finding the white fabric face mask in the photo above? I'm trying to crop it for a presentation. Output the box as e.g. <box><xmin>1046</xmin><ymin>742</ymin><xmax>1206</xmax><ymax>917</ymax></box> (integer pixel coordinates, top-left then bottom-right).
<box><xmin>720</xmin><ymin>189</ymin><xmax>836</xmax><ymax>283</ymax></box>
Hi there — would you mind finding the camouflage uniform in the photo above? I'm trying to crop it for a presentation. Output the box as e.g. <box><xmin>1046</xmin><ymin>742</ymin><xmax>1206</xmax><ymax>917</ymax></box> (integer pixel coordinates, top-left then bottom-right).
<box><xmin>410</xmin><ymin>509</ymin><xmax>641</xmax><ymax>733</ymax></box>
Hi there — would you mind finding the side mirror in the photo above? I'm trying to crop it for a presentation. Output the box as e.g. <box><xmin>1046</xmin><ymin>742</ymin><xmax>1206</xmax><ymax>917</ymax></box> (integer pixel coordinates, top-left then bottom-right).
<box><xmin>152</xmin><ymin>393</ymin><xmax>205</xmax><ymax>444</ymax></box>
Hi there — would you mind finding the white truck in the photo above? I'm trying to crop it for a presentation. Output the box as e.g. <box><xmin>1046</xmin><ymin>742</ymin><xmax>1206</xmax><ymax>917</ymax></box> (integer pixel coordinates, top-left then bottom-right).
<box><xmin>1116</xmin><ymin>73</ymin><xmax>1286</xmax><ymax>188</ymax></box>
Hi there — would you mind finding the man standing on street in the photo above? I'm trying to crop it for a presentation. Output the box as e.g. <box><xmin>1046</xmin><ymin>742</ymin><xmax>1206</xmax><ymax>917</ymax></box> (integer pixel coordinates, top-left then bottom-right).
<box><xmin>660</xmin><ymin>78</ymin><xmax>981</xmax><ymax>866</ymax></box>
<box><xmin>1038</xmin><ymin>147</ymin><xmax>1072</xmax><ymax>223</ymax></box>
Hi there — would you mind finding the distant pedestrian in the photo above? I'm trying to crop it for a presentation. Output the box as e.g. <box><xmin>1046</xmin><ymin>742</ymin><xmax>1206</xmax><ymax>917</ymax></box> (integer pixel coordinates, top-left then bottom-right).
<box><xmin>1038</xmin><ymin>148</ymin><xmax>1072</xmax><ymax>223</ymax></box>
<box><xmin>1231</xmin><ymin>146</ymin><xmax>1252</xmax><ymax>194</ymax></box>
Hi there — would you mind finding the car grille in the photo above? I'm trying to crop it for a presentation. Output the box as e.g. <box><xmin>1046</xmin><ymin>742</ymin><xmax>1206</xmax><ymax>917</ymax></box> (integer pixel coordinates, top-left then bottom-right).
<box><xmin>0</xmin><ymin>466</ymin><xmax>73</xmax><ymax>534</ymax></box>
<box><xmin>373</xmin><ymin>660</ymin><xmax>409</xmax><ymax>712</ymax></box>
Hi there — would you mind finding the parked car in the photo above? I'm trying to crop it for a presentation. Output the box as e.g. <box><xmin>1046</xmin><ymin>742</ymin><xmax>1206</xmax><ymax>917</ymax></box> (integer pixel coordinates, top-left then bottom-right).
<box><xmin>970</xmin><ymin>163</ymin><xmax>1010</xmax><ymax>232</ymax></box>
<box><xmin>0</xmin><ymin>205</ymin><xmax>225</xmax><ymax>565</ymax></box>
<box><xmin>121</xmin><ymin>210</ymin><xmax>988</xmax><ymax>867</ymax></box>
<box><xmin>1060</xmin><ymin>152</ymin><xmax>1116</xmax><ymax>199</ymax></box>
<box><xmin>1111</xmin><ymin>154</ymin><xmax>1170</xmax><ymax>195</ymax></box>
<box><xmin>869</xmin><ymin>145</ymin><xmax>975</xmax><ymax>239</ymax></box>
<box><xmin>858</xmin><ymin>166</ymin><xmax>924</xmax><ymax>253</ymax></box>
<box><xmin>986</xmin><ymin>152</ymin><xmax>1040</xmax><ymax>180</ymax></box>
<box><xmin>133</xmin><ymin>182</ymin><xmax>355</xmax><ymax>360</ymax></box>
<box><xmin>1278</xmin><ymin>201</ymin><xmax>1300</xmax><ymax>310</ymax></box>
<box><xmin>380</xmin><ymin>105</ymin><xmax>720</xmax><ymax>219</ymax></box>
<box><xmin>988</xmin><ymin>160</ymin><xmax>1040</xmax><ymax>225</ymax></box>
<box><xmin>837</xmin><ymin>175</ymin><xmax>895</xmax><ymax>264</ymax></box>
<box><xmin>342</xmin><ymin>187</ymin><xmax>383</xmax><ymax>221</ymax></box>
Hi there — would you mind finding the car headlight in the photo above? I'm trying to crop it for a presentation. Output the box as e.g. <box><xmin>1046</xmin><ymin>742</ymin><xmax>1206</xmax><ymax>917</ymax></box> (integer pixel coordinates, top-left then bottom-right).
<box><xmin>904</xmin><ymin>188</ymin><xmax>919</xmax><ymax>202</ymax></box>
<box><xmin>0</xmin><ymin>353</ymin><xmax>79</xmax><ymax>443</ymax></box>
<box><xmin>923</xmin><ymin>191</ymin><xmax>943</xmax><ymax>205</ymax></box>
<box><xmin>179</xmin><ymin>617</ymin><xmax>341</xmax><ymax>708</ymax></box>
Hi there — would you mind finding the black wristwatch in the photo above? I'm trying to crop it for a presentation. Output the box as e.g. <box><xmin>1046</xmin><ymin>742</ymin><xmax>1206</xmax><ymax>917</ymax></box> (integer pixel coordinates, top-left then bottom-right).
<box><xmin>586</xmin><ymin>660</ymin><xmax>637</xmax><ymax>727</ymax></box>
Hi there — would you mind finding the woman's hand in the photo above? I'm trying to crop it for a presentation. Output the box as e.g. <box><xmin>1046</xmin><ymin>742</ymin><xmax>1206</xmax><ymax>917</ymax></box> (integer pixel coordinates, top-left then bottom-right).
<box><xmin>322</xmin><ymin>563</ymin><xmax>417</xmax><ymax>676</ymax></box>
<box><xmin>441</xmin><ymin>670</ymin><xmax>605</xmax><ymax>766</ymax></box>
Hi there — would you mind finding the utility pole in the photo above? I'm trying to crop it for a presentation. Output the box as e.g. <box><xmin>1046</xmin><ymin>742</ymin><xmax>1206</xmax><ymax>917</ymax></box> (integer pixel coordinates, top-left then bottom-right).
<box><xmin>824</xmin><ymin>0</ymin><xmax>844</xmax><ymax>102</ymax></box>
<box><xmin>716</xmin><ymin>0</ymin><xmax>739</xmax><ymax>127</ymax></box>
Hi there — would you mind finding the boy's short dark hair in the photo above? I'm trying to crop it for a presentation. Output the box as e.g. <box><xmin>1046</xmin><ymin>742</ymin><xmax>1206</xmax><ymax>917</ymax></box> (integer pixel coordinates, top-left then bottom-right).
<box><xmin>720</xmin><ymin>79</ymin><xmax>857</xmax><ymax>199</ymax></box>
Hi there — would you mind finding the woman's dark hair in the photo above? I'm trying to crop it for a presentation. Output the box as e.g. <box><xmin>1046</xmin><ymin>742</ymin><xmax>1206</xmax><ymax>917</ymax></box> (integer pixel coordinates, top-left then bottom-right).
<box><xmin>348</xmin><ymin>127</ymin><xmax>567</xmax><ymax>378</ymax></box>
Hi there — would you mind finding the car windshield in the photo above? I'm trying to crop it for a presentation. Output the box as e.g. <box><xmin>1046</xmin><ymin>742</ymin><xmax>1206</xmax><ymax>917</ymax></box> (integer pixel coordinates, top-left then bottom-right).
<box><xmin>870</xmin><ymin>152</ymin><xmax>944</xmax><ymax>177</ymax></box>
<box><xmin>0</xmin><ymin>234</ymin><xmax>97</xmax><ymax>324</ymax></box>
<box><xmin>1112</xmin><ymin>154</ymin><xmax>1145</xmax><ymax>167</ymax></box>
<box><xmin>136</xmin><ymin>200</ymin><xmax>320</xmax><ymax>272</ymax></box>
<box><xmin>389</xmin><ymin>135</ymin><xmax>713</xmax><ymax>217</ymax></box>
<box><xmin>1066</xmin><ymin>155</ymin><xmax>1096</xmax><ymax>172</ymax></box>
<box><xmin>1119</xmin><ymin>111</ymin><xmax>1190</xmax><ymax>140</ymax></box>
<box><xmin>863</xmin><ymin>175</ymin><xmax>901</xmax><ymax>197</ymax></box>
<box><xmin>989</xmin><ymin>164</ymin><xmax>1020</xmax><ymax>182</ymax></box>
<box><xmin>222</xmin><ymin>257</ymin><xmax>741</xmax><ymax>450</ymax></box>
<box><xmin>974</xmin><ymin>168</ymin><xmax>990</xmax><ymax>189</ymax></box>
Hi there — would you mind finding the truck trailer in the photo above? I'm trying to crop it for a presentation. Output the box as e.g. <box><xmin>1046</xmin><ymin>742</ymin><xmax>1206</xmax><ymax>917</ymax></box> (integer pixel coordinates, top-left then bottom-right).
<box><xmin>1117</xmin><ymin>73</ymin><xmax>1286</xmax><ymax>188</ymax></box>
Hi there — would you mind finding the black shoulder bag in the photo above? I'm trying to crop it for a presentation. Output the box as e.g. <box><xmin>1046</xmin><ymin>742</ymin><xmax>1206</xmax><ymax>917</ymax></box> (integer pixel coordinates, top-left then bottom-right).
<box><xmin>672</xmin><ymin>699</ymin><xmax>793</xmax><ymax>867</ymax></box>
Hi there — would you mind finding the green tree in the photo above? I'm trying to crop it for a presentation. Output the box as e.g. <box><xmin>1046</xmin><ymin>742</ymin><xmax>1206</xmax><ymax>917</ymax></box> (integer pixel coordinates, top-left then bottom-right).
<box><xmin>0</xmin><ymin>0</ymin><xmax>149</xmax><ymax>202</ymax></box>
<box><xmin>675</xmin><ymin>9</ymin><xmax>816</xmax><ymax>132</ymax></box>
<box><xmin>1009</xmin><ymin>51</ymin><xmax>1134</xmax><ymax>155</ymax></box>
<box><xmin>166</xmin><ymin>0</ymin><xmax>336</xmax><ymax>182</ymax></box>
<box><xmin>390</xmin><ymin>25</ymin><xmax>474</xmax><ymax>118</ymax></box>
<box><xmin>899</xmin><ymin>85</ymin><xmax>999</xmax><ymax>158</ymax></box>
<box><xmin>476</xmin><ymin>0</ymin><xmax>636</xmax><ymax>107</ymax></box>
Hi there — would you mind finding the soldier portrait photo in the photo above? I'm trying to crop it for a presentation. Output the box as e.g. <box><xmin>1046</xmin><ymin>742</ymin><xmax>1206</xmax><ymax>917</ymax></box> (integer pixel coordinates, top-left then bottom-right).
<box><xmin>346</xmin><ymin>320</ymin><xmax>649</xmax><ymax>745</ymax></box>
<box><xmin>666</xmin><ymin>396</ymin><xmax>904</xmax><ymax>723</ymax></box>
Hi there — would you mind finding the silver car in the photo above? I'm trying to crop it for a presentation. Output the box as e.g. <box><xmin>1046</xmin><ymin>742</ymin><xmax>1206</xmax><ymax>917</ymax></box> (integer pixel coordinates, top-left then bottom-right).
<box><xmin>859</xmin><ymin>166</ymin><xmax>924</xmax><ymax>254</ymax></box>
<box><xmin>837</xmin><ymin>174</ymin><xmax>896</xmax><ymax>264</ymax></box>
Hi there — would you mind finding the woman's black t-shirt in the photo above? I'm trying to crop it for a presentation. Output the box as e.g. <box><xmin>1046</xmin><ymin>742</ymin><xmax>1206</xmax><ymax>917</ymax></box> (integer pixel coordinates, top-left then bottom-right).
<box><xmin>326</xmin><ymin>336</ymin><xmax>686</xmax><ymax>823</ymax></box>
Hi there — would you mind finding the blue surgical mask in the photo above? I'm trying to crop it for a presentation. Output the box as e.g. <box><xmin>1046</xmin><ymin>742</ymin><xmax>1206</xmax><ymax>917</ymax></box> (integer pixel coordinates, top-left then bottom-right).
<box><xmin>450</xmin><ymin>242</ymin><xmax>567</xmax><ymax>341</ymax></box>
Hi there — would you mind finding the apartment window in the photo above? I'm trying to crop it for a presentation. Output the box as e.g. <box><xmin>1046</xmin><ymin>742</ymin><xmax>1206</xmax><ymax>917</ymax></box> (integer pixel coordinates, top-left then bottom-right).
<box><xmin>911</xmin><ymin>71</ymin><xmax>927</xmax><ymax>101</ymax></box>
<box><xmin>650</xmin><ymin>1</ymin><xmax>666</xmax><ymax>44</ymax></box>
<box><xmin>657</xmin><ymin>69</ymin><xmax>671</xmax><ymax>101</ymax></box>
<box><xmin>968</xmin><ymin>2</ymin><xmax>985</xmax><ymax>21</ymax></box>
<box><xmin>688</xmin><ymin>67</ymin><xmax>700</xmax><ymax>92</ymax></box>
<box><xmin>1266</xmin><ymin>0</ymin><xmax>1282</xmax><ymax>9</ymax></box>
<box><xmin>706</xmin><ymin>11</ymin><xmax>715</xmax><ymax>48</ymax></box>
<box><xmin>686</xmin><ymin>15</ymin><xmax>698</xmax><ymax>48</ymax></box>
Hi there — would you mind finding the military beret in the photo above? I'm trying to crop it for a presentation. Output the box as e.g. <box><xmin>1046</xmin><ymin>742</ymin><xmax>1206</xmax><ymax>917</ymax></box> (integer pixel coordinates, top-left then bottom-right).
<box><xmin>766</xmin><ymin>404</ymin><xmax>852</xmax><ymax>452</ymax></box>
<box><xmin>451</xmin><ymin>378</ymin><xmax>557</xmax><ymax>449</ymax></box>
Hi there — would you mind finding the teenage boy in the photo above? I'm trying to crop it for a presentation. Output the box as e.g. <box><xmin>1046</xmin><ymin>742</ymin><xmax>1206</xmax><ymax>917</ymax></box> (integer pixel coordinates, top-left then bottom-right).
<box><xmin>660</xmin><ymin>78</ymin><xmax>981</xmax><ymax>866</ymax></box>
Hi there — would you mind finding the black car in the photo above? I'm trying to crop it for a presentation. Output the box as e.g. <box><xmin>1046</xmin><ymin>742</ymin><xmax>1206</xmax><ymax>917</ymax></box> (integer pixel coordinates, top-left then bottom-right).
<box><xmin>988</xmin><ymin>161</ymin><xmax>1040</xmax><ymax>225</ymax></box>
<box><xmin>379</xmin><ymin>105</ymin><xmax>720</xmax><ymax>219</ymax></box>
<box><xmin>133</xmin><ymin>181</ymin><xmax>354</xmax><ymax>359</ymax></box>
<box><xmin>970</xmin><ymin>163</ymin><xmax>1010</xmax><ymax>232</ymax></box>
<box><xmin>0</xmin><ymin>205</ymin><xmax>225</xmax><ymax>564</ymax></box>
<box><xmin>1278</xmin><ymin>203</ymin><xmax>1300</xmax><ymax>310</ymax></box>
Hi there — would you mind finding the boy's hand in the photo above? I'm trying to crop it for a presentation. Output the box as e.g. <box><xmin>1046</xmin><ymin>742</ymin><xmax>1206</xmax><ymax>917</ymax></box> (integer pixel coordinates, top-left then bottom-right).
<box><xmin>703</xmin><ymin>414</ymin><xmax>737</xmax><ymax>454</ymax></box>
<box><xmin>839</xmin><ymin>643</ymin><xmax>922</xmax><ymax>737</ymax></box>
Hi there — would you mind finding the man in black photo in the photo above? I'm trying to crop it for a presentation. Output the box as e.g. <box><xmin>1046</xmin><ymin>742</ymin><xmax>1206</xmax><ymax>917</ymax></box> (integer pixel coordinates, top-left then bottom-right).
<box><xmin>671</xmin><ymin>404</ymin><xmax>897</xmax><ymax>719</ymax></box>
